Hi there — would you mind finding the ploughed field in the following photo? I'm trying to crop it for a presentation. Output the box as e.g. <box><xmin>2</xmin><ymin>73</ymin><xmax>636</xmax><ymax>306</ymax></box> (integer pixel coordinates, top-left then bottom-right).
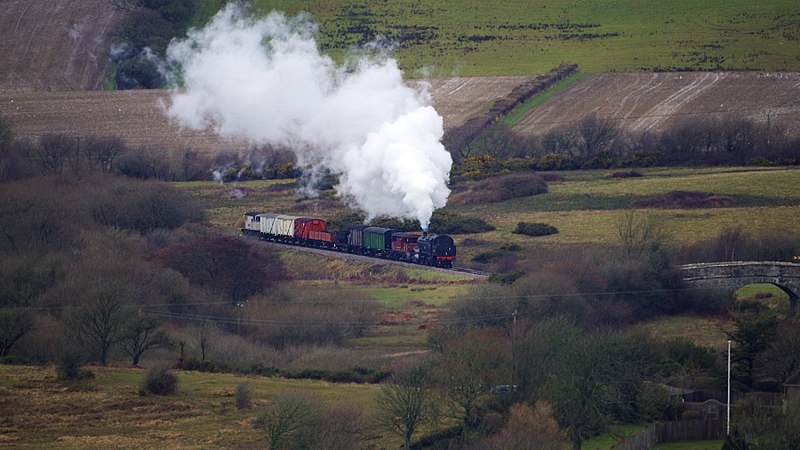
<box><xmin>513</xmin><ymin>71</ymin><xmax>800</xmax><ymax>135</ymax></box>
<box><xmin>0</xmin><ymin>77</ymin><xmax>528</xmax><ymax>153</ymax></box>
<box><xmin>0</xmin><ymin>0</ymin><xmax>126</xmax><ymax>92</ymax></box>
<box><xmin>3</xmin><ymin>73</ymin><xmax>800</xmax><ymax>152</ymax></box>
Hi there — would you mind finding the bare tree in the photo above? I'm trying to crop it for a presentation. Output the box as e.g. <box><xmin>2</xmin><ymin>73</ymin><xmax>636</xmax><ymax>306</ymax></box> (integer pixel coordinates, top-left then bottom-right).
<box><xmin>541</xmin><ymin>126</ymin><xmax>577</xmax><ymax>156</ymax></box>
<box><xmin>37</xmin><ymin>134</ymin><xmax>75</xmax><ymax>175</ymax></box>
<box><xmin>255</xmin><ymin>392</ymin><xmax>319</xmax><ymax>450</ymax></box>
<box><xmin>616</xmin><ymin>210</ymin><xmax>666</xmax><ymax>259</ymax></box>
<box><xmin>196</xmin><ymin>321</ymin><xmax>213</xmax><ymax>361</ymax></box>
<box><xmin>120</xmin><ymin>315</ymin><xmax>172</xmax><ymax>365</ymax></box>
<box><xmin>716</xmin><ymin>226</ymin><xmax>747</xmax><ymax>261</ymax></box>
<box><xmin>436</xmin><ymin>328</ymin><xmax>510</xmax><ymax>434</ymax></box>
<box><xmin>375</xmin><ymin>364</ymin><xmax>440</xmax><ymax>450</ymax></box>
<box><xmin>69</xmin><ymin>281</ymin><xmax>129</xmax><ymax>365</ymax></box>
<box><xmin>574</xmin><ymin>114</ymin><xmax>618</xmax><ymax>157</ymax></box>
<box><xmin>84</xmin><ymin>136</ymin><xmax>127</xmax><ymax>173</ymax></box>
<box><xmin>0</xmin><ymin>310</ymin><xmax>33</xmax><ymax>357</ymax></box>
<box><xmin>312</xmin><ymin>404</ymin><xmax>364</xmax><ymax>450</ymax></box>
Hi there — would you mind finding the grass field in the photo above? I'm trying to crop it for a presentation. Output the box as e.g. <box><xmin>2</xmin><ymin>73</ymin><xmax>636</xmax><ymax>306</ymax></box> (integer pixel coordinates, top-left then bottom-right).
<box><xmin>179</xmin><ymin>165</ymin><xmax>800</xmax><ymax>269</ymax></box>
<box><xmin>232</xmin><ymin>0</ymin><xmax>800</xmax><ymax>76</ymax></box>
<box><xmin>0</xmin><ymin>364</ymin><xmax>386</xmax><ymax>449</ymax></box>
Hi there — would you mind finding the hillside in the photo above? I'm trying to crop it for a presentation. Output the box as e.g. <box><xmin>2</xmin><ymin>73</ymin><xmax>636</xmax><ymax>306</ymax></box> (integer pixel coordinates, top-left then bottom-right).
<box><xmin>0</xmin><ymin>0</ymin><xmax>127</xmax><ymax>92</ymax></box>
<box><xmin>512</xmin><ymin>72</ymin><xmax>800</xmax><ymax>135</ymax></box>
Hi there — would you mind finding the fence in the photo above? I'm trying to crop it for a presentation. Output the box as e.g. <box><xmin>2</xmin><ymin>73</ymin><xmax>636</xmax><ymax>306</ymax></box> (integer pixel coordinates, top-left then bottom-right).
<box><xmin>612</xmin><ymin>420</ymin><xmax>725</xmax><ymax>450</ymax></box>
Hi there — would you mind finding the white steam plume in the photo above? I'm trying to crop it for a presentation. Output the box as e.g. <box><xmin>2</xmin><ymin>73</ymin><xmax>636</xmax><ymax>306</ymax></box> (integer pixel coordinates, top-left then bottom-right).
<box><xmin>165</xmin><ymin>4</ymin><xmax>451</xmax><ymax>229</ymax></box>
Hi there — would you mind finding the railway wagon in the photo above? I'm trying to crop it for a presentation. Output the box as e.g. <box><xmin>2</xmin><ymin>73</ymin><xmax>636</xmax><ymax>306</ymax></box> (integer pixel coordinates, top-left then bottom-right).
<box><xmin>241</xmin><ymin>211</ymin><xmax>457</xmax><ymax>268</ymax></box>
<box><xmin>363</xmin><ymin>227</ymin><xmax>394</xmax><ymax>256</ymax></box>
<box><xmin>243</xmin><ymin>212</ymin><xmax>263</xmax><ymax>236</ymax></box>
<box><xmin>348</xmin><ymin>225</ymin><xmax>369</xmax><ymax>248</ymax></box>
<box><xmin>274</xmin><ymin>215</ymin><xmax>299</xmax><ymax>239</ymax></box>
<box><xmin>391</xmin><ymin>232</ymin><xmax>420</xmax><ymax>253</ymax></box>
<box><xmin>295</xmin><ymin>218</ymin><xmax>326</xmax><ymax>241</ymax></box>
<box><xmin>259</xmin><ymin>213</ymin><xmax>281</xmax><ymax>236</ymax></box>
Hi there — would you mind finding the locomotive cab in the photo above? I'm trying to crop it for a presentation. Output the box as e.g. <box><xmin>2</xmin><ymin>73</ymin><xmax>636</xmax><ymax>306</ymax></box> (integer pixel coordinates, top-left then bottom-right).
<box><xmin>416</xmin><ymin>234</ymin><xmax>457</xmax><ymax>267</ymax></box>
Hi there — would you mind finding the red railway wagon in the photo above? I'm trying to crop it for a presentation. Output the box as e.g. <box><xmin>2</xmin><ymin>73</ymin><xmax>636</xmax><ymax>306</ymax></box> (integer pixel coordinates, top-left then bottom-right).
<box><xmin>391</xmin><ymin>232</ymin><xmax>421</xmax><ymax>253</ymax></box>
<box><xmin>309</xmin><ymin>230</ymin><xmax>336</xmax><ymax>243</ymax></box>
<box><xmin>294</xmin><ymin>218</ymin><xmax>326</xmax><ymax>240</ymax></box>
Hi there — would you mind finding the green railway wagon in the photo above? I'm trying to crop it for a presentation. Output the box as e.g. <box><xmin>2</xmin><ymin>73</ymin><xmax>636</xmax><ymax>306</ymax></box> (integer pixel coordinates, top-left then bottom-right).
<box><xmin>363</xmin><ymin>227</ymin><xmax>394</xmax><ymax>253</ymax></box>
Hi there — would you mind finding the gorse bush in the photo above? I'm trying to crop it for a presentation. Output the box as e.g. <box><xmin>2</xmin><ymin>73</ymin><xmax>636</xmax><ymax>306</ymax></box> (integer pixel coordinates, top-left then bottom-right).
<box><xmin>56</xmin><ymin>352</ymin><xmax>94</xmax><ymax>381</ymax></box>
<box><xmin>140</xmin><ymin>366</ymin><xmax>178</xmax><ymax>396</ymax></box>
<box><xmin>429</xmin><ymin>211</ymin><xmax>495</xmax><ymax>234</ymax></box>
<box><xmin>452</xmin><ymin>172</ymin><xmax>548</xmax><ymax>205</ymax></box>
<box><xmin>235</xmin><ymin>382</ymin><xmax>252</xmax><ymax>410</ymax></box>
<box><xmin>514</xmin><ymin>222</ymin><xmax>558</xmax><ymax>236</ymax></box>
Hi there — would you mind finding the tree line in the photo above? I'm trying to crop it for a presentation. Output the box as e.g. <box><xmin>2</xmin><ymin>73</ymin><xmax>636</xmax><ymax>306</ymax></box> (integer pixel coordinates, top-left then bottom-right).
<box><xmin>0</xmin><ymin>116</ymin><xmax>300</xmax><ymax>183</ymax></box>
<box><xmin>450</xmin><ymin>113</ymin><xmax>799</xmax><ymax>179</ymax></box>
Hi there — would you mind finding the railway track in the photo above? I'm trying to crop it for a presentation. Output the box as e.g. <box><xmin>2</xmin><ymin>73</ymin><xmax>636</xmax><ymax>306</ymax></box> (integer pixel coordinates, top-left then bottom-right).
<box><xmin>246</xmin><ymin>236</ymin><xmax>490</xmax><ymax>279</ymax></box>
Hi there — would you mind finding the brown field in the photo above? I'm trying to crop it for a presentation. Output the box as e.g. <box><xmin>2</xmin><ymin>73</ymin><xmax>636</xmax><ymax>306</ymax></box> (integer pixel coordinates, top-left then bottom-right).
<box><xmin>4</xmin><ymin>72</ymin><xmax>800</xmax><ymax>153</ymax></box>
<box><xmin>513</xmin><ymin>71</ymin><xmax>800</xmax><ymax>135</ymax></box>
<box><xmin>0</xmin><ymin>0</ymin><xmax>128</xmax><ymax>92</ymax></box>
<box><xmin>0</xmin><ymin>78</ymin><xmax>528</xmax><ymax>152</ymax></box>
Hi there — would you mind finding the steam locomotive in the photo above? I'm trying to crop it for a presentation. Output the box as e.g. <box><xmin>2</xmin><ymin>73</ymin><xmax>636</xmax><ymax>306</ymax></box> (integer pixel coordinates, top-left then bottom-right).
<box><xmin>242</xmin><ymin>212</ymin><xmax>457</xmax><ymax>268</ymax></box>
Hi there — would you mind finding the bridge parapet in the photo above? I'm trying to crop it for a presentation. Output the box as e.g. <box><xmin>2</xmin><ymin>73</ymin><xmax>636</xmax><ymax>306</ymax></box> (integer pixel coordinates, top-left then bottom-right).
<box><xmin>677</xmin><ymin>261</ymin><xmax>800</xmax><ymax>314</ymax></box>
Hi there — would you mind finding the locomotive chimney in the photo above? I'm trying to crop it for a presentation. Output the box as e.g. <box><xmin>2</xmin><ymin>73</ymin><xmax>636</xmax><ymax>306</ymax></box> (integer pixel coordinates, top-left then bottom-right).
<box><xmin>423</xmin><ymin>231</ymin><xmax>428</xmax><ymax>237</ymax></box>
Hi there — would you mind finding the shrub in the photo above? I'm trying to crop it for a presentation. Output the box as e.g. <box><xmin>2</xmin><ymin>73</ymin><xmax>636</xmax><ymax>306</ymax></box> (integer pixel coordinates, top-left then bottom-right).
<box><xmin>140</xmin><ymin>366</ymin><xmax>178</xmax><ymax>396</ymax></box>
<box><xmin>472</xmin><ymin>250</ymin><xmax>504</xmax><ymax>263</ymax></box>
<box><xmin>236</xmin><ymin>382</ymin><xmax>252</xmax><ymax>410</ymax></box>
<box><xmin>514</xmin><ymin>222</ymin><xmax>558</xmax><ymax>236</ymax></box>
<box><xmin>429</xmin><ymin>211</ymin><xmax>495</xmax><ymax>234</ymax></box>
<box><xmin>56</xmin><ymin>352</ymin><xmax>94</xmax><ymax>381</ymax></box>
<box><xmin>489</xmin><ymin>270</ymin><xmax>525</xmax><ymax>285</ymax></box>
<box><xmin>631</xmin><ymin>191</ymin><xmax>734</xmax><ymax>209</ymax></box>
<box><xmin>453</xmin><ymin>172</ymin><xmax>548</xmax><ymax>205</ymax></box>
<box><xmin>605</xmin><ymin>170</ymin><xmax>642</xmax><ymax>178</ymax></box>
<box><xmin>492</xmin><ymin>172</ymin><xmax>548</xmax><ymax>198</ymax></box>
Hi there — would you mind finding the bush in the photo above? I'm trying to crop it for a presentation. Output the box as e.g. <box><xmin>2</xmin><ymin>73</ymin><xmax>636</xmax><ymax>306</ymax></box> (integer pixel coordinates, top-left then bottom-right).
<box><xmin>140</xmin><ymin>366</ymin><xmax>178</xmax><ymax>396</ymax></box>
<box><xmin>605</xmin><ymin>170</ymin><xmax>642</xmax><ymax>178</ymax></box>
<box><xmin>472</xmin><ymin>250</ymin><xmax>504</xmax><ymax>263</ymax></box>
<box><xmin>235</xmin><ymin>382</ymin><xmax>252</xmax><ymax>410</ymax></box>
<box><xmin>631</xmin><ymin>191</ymin><xmax>734</xmax><ymax>209</ymax></box>
<box><xmin>452</xmin><ymin>172</ymin><xmax>548</xmax><ymax>205</ymax></box>
<box><xmin>514</xmin><ymin>222</ymin><xmax>558</xmax><ymax>236</ymax></box>
<box><xmin>489</xmin><ymin>269</ymin><xmax>525</xmax><ymax>285</ymax></box>
<box><xmin>429</xmin><ymin>211</ymin><xmax>495</xmax><ymax>234</ymax></box>
<box><xmin>56</xmin><ymin>352</ymin><xmax>94</xmax><ymax>381</ymax></box>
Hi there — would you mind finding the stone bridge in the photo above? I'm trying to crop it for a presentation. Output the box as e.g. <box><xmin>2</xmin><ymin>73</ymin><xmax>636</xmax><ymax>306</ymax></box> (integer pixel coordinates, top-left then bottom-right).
<box><xmin>678</xmin><ymin>261</ymin><xmax>800</xmax><ymax>314</ymax></box>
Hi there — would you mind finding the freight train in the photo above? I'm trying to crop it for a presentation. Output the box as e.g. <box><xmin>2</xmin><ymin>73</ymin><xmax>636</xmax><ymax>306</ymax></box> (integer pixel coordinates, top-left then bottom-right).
<box><xmin>242</xmin><ymin>212</ymin><xmax>457</xmax><ymax>268</ymax></box>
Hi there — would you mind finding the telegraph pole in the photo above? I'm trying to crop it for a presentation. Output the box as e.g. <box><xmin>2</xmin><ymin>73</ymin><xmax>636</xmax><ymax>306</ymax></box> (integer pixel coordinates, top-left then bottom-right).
<box><xmin>727</xmin><ymin>339</ymin><xmax>731</xmax><ymax>436</ymax></box>
<box><xmin>511</xmin><ymin>308</ymin><xmax>517</xmax><ymax>392</ymax></box>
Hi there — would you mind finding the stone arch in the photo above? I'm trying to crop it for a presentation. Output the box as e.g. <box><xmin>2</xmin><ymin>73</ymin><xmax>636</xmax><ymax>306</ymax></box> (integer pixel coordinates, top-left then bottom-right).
<box><xmin>678</xmin><ymin>262</ymin><xmax>800</xmax><ymax>315</ymax></box>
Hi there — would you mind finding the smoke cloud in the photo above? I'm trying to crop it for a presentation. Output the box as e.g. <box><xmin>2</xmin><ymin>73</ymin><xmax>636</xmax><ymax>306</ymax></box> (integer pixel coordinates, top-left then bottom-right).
<box><xmin>165</xmin><ymin>4</ymin><xmax>451</xmax><ymax>229</ymax></box>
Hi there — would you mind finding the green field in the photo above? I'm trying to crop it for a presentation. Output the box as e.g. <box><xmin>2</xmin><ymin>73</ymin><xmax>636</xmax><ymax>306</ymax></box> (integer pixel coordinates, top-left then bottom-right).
<box><xmin>216</xmin><ymin>0</ymin><xmax>800</xmax><ymax>76</ymax></box>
